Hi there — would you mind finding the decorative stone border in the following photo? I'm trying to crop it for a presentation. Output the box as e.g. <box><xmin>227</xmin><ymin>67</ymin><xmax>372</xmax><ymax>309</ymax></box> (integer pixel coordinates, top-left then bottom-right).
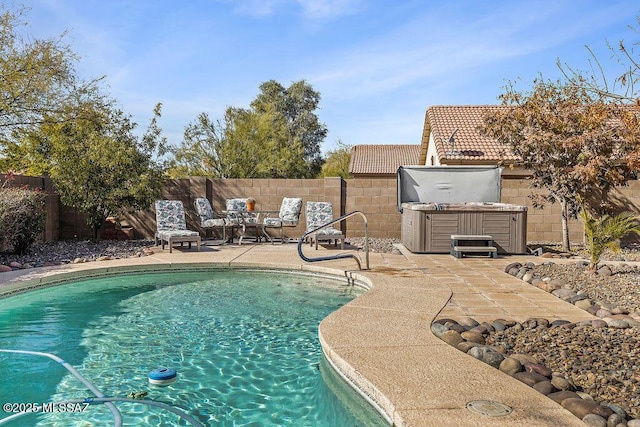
<box><xmin>432</xmin><ymin>260</ymin><xmax>640</xmax><ymax>426</ymax></box>
<box><xmin>504</xmin><ymin>261</ymin><xmax>640</xmax><ymax>328</ymax></box>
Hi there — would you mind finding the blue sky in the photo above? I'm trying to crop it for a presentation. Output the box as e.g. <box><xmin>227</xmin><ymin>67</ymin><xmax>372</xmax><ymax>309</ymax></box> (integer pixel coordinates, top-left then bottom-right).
<box><xmin>21</xmin><ymin>0</ymin><xmax>640</xmax><ymax>153</ymax></box>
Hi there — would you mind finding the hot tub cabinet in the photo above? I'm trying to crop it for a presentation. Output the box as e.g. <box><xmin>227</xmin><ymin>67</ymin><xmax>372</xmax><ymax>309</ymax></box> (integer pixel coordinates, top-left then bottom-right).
<box><xmin>401</xmin><ymin>202</ymin><xmax>527</xmax><ymax>254</ymax></box>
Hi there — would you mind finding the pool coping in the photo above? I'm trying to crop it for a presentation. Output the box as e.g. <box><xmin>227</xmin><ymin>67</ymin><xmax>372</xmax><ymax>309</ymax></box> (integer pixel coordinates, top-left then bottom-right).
<box><xmin>0</xmin><ymin>243</ymin><xmax>589</xmax><ymax>426</ymax></box>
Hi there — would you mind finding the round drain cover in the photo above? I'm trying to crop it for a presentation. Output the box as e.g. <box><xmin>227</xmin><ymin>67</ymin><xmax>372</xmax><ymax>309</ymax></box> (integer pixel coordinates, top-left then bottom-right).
<box><xmin>466</xmin><ymin>400</ymin><xmax>512</xmax><ymax>417</ymax></box>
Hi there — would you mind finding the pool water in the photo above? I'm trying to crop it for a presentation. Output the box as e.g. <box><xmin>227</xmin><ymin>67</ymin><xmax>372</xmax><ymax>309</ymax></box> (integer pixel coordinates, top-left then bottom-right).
<box><xmin>0</xmin><ymin>270</ymin><xmax>388</xmax><ymax>426</ymax></box>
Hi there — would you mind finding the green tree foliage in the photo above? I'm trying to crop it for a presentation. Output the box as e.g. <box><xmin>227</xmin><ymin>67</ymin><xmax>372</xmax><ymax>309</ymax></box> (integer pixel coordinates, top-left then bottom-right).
<box><xmin>0</xmin><ymin>4</ymin><xmax>166</xmax><ymax>240</ymax></box>
<box><xmin>318</xmin><ymin>141</ymin><xmax>352</xmax><ymax>178</ymax></box>
<box><xmin>167</xmin><ymin>79</ymin><xmax>327</xmax><ymax>178</ymax></box>
<box><xmin>27</xmin><ymin>102</ymin><xmax>167</xmax><ymax>239</ymax></box>
<box><xmin>581</xmin><ymin>207</ymin><xmax>640</xmax><ymax>270</ymax></box>
<box><xmin>0</xmin><ymin>5</ymin><xmax>104</xmax><ymax>143</ymax></box>
<box><xmin>481</xmin><ymin>79</ymin><xmax>640</xmax><ymax>251</ymax></box>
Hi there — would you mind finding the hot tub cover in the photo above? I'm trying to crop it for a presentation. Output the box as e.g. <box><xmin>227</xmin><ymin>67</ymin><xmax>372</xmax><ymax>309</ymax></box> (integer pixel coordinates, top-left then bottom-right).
<box><xmin>397</xmin><ymin>166</ymin><xmax>503</xmax><ymax>212</ymax></box>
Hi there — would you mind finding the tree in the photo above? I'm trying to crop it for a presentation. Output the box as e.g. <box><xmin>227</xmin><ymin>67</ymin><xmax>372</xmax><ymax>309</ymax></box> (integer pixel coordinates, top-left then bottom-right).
<box><xmin>168</xmin><ymin>79</ymin><xmax>327</xmax><ymax>179</ymax></box>
<box><xmin>29</xmin><ymin>101</ymin><xmax>167</xmax><ymax>239</ymax></box>
<box><xmin>559</xmin><ymin>14</ymin><xmax>640</xmax><ymax>104</ymax></box>
<box><xmin>481</xmin><ymin>79</ymin><xmax>640</xmax><ymax>251</ymax></box>
<box><xmin>166</xmin><ymin>112</ymin><xmax>226</xmax><ymax>178</ymax></box>
<box><xmin>0</xmin><ymin>5</ymin><xmax>104</xmax><ymax>142</ymax></box>
<box><xmin>318</xmin><ymin>141</ymin><xmax>352</xmax><ymax>178</ymax></box>
<box><xmin>251</xmin><ymin>80</ymin><xmax>327</xmax><ymax>176</ymax></box>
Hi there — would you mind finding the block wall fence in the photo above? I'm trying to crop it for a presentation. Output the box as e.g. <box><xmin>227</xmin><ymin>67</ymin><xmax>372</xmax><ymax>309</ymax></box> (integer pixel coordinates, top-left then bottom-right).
<box><xmin>4</xmin><ymin>173</ymin><xmax>640</xmax><ymax>246</ymax></box>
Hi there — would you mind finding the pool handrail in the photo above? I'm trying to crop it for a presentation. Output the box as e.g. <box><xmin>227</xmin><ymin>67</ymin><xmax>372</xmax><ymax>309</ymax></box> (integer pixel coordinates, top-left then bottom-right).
<box><xmin>0</xmin><ymin>349</ymin><xmax>204</xmax><ymax>427</ymax></box>
<box><xmin>298</xmin><ymin>210</ymin><xmax>369</xmax><ymax>270</ymax></box>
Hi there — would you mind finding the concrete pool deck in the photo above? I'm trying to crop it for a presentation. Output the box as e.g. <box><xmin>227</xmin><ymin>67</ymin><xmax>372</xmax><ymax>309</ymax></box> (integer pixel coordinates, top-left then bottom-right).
<box><xmin>0</xmin><ymin>241</ymin><xmax>592</xmax><ymax>426</ymax></box>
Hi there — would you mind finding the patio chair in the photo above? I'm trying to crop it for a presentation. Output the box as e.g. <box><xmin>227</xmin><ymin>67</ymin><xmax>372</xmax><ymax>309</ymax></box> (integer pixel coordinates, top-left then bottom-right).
<box><xmin>194</xmin><ymin>197</ymin><xmax>233</xmax><ymax>244</ymax></box>
<box><xmin>155</xmin><ymin>200</ymin><xmax>201</xmax><ymax>253</ymax></box>
<box><xmin>225</xmin><ymin>198</ymin><xmax>260</xmax><ymax>245</ymax></box>
<box><xmin>305</xmin><ymin>201</ymin><xmax>345</xmax><ymax>250</ymax></box>
<box><xmin>262</xmin><ymin>197</ymin><xmax>303</xmax><ymax>244</ymax></box>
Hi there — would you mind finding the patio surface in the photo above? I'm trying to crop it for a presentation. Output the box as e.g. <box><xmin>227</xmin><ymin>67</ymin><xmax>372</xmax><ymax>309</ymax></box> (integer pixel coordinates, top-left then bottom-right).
<box><xmin>0</xmin><ymin>241</ymin><xmax>593</xmax><ymax>426</ymax></box>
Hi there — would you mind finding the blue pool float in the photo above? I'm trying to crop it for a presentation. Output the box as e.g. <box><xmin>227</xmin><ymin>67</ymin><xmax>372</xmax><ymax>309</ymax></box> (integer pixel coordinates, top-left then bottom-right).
<box><xmin>148</xmin><ymin>367</ymin><xmax>177</xmax><ymax>386</ymax></box>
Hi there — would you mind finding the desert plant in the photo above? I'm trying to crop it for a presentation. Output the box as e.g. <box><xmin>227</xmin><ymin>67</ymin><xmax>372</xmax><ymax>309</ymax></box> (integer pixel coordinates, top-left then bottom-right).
<box><xmin>581</xmin><ymin>207</ymin><xmax>640</xmax><ymax>270</ymax></box>
<box><xmin>0</xmin><ymin>187</ymin><xmax>46</xmax><ymax>254</ymax></box>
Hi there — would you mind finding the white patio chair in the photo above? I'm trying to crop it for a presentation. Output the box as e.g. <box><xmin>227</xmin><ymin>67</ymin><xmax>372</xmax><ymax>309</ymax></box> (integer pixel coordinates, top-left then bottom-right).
<box><xmin>305</xmin><ymin>201</ymin><xmax>345</xmax><ymax>250</ymax></box>
<box><xmin>262</xmin><ymin>197</ymin><xmax>302</xmax><ymax>244</ymax></box>
<box><xmin>155</xmin><ymin>200</ymin><xmax>201</xmax><ymax>253</ymax></box>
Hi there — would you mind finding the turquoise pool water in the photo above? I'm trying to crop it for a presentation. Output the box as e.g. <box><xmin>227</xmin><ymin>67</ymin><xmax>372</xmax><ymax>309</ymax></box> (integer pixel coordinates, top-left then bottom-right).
<box><xmin>0</xmin><ymin>270</ymin><xmax>388</xmax><ymax>426</ymax></box>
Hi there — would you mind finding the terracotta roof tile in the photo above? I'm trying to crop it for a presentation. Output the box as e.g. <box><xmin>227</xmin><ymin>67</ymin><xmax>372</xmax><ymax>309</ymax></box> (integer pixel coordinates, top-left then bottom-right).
<box><xmin>421</xmin><ymin>105</ymin><xmax>518</xmax><ymax>164</ymax></box>
<box><xmin>349</xmin><ymin>144</ymin><xmax>421</xmax><ymax>175</ymax></box>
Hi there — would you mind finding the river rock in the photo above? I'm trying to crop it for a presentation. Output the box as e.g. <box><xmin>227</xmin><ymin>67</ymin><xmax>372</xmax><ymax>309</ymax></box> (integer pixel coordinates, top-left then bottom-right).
<box><xmin>458</xmin><ymin>317</ymin><xmax>479</xmax><ymax>328</ymax></box>
<box><xmin>446</xmin><ymin>322</ymin><xmax>466</xmax><ymax>334</ymax></box>
<box><xmin>481</xmin><ymin>351</ymin><xmax>505</xmax><ymax>368</ymax></box>
<box><xmin>467</xmin><ymin>346</ymin><xmax>492</xmax><ymax>360</ymax></box>
<box><xmin>0</xmin><ymin>265</ymin><xmax>12</xmax><ymax>272</ymax></box>
<box><xmin>430</xmin><ymin>323</ymin><xmax>449</xmax><ymax>338</ymax></box>
<box><xmin>513</xmin><ymin>371</ymin><xmax>548</xmax><ymax>387</ymax></box>
<box><xmin>562</xmin><ymin>398</ymin><xmax>613</xmax><ymax>419</ymax></box>
<box><xmin>550</xmin><ymin>376</ymin><xmax>574</xmax><ymax>391</ymax></box>
<box><xmin>457</xmin><ymin>341</ymin><xmax>479</xmax><ymax>353</ymax></box>
<box><xmin>441</xmin><ymin>330</ymin><xmax>463</xmax><ymax>346</ymax></box>
<box><xmin>533</xmin><ymin>380</ymin><xmax>557</xmax><ymax>395</ymax></box>
<box><xmin>504</xmin><ymin>262</ymin><xmax>522</xmax><ymax>274</ymax></box>
<box><xmin>606</xmin><ymin>319</ymin><xmax>629</xmax><ymax>329</ymax></box>
<box><xmin>499</xmin><ymin>357</ymin><xmax>522</xmax><ymax>376</ymax></box>
<box><xmin>524</xmin><ymin>362</ymin><xmax>552</xmax><ymax>378</ymax></box>
<box><xmin>597</xmin><ymin>265</ymin><xmax>613</xmax><ymax>276</ymax></box>
<box><xmin>582</xmin><ymin>414</ymin><xmax>607</xmax><ymax>427</ymax></box>
<box><xmin>461</xmin><ymin>330</ymin><xmax>486</xmax><ymax>344</ymax></box>
<box><xmin>574</xmin><ymin>299</ymin><xmax>594</xmax><ymax>310</ymax></box>
<box><xmin>596</xmin><ymin>309</ymin><xmax>613</xmax><ymax>318</ymax></box>
<box><xmin>591</xmin><ymin>319</ymin><xmax>608</xmax><ymax>328</ymax></box>
<box><xmin>548</xmin><ymin>391</ymin><xmax>582</xmax><ymax>405</ymax></box>
<box><xmin>606</xmin><ymin>413</ymin><xmax>626</xmax><ymax>427</ymax></box>
<box><xmin>509</xmin><ymin>353</ymin><xmax>539</xmax><ymax>365</ymax></box>
<box><xmin>552</xmin><ymin>288</ymin><xmax>577</xmax><ymax>300</ymax></box>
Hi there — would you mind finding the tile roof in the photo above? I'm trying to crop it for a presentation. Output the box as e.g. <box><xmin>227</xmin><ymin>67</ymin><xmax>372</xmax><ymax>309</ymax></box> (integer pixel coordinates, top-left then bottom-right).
<box><xmin>420</xmin><ymin>105</ymin><xmax>519</xmax><ymax>165</ymax></box>
<box><xmin>349</xmin><ymin>144</ymin><xmax>421</xmax><ymax>175</ymax></box>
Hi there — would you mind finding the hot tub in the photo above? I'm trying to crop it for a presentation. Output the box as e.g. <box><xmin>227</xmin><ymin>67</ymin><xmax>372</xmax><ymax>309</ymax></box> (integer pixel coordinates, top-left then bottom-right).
<box><xmin>401</xmin><ymin>202</ymin><xmax>527</xmax><ymax>254</ymax></box>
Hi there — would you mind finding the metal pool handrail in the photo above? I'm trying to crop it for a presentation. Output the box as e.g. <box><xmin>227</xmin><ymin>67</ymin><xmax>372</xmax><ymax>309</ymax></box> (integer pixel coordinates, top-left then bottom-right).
<box><xmin>298</xmin><ymin>210</ymin><xmax>369</xmax><ymax>270</ymax></box>
<box><xmin>0</xmin><ymin>349</ymin><xmax>203</xmax><ymax>427</ymax></box>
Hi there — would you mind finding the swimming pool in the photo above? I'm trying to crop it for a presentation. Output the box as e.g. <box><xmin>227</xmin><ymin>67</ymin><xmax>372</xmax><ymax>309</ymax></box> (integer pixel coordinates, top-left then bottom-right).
<box><xmin>0</xmin><ymin>269</ymin><xmax>389</xmax><ymax>426</ymax></box>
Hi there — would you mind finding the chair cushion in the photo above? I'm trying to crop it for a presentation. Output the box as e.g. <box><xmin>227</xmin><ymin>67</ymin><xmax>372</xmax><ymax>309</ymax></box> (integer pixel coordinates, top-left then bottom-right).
<box><xmin>226</xmin><ymin>198</ymin><xmax>248</xmax><ymax>212</ymax></box>
<box><xmin>279</xmin><ymin>197</ymin><xmax>302</xmax><ymax>223</ymax></box>
<box><xmin>316</xmin><ymin>227</ymin><xmax>344</xmax><ymax>236</ymax></box>
<box><xmin>156</xmin><ymin>200</ymin><xmax>188</xmax><ymax>231</ymax></box>
<box><xmin>202</xmin><ymin>218</ymin><xmax>226</xmax><ymax>227</ymax></box>
<box><xmin>263</xmin><ymin>217</ymin><xmax>282</xmax><ymax>227</ymax></box>
<box><xmin>194</xmin><ymin>198</ymin><xmax>214</xmax><ymax>218</ymax></box>
<box><xmin>158</xmin><ymin>229</ymin><xmax>200</xmax><ymax>239</ymax></box>
<box><xmin>306</xmin><ymin>201</ymin><xmax>337</xmax><ymax>232</ymax></box>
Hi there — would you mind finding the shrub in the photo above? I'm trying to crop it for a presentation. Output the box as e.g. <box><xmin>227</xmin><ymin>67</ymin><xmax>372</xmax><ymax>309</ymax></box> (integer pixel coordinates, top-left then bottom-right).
<box><xmin>0</xmin><ymin>187</ymin><xmax>46</xmax><ymax>254</ymax></box>
<box><xmin>581</xmin><ymin>207</ymin><xmax>640</xmax><ymax>270</ymax></box>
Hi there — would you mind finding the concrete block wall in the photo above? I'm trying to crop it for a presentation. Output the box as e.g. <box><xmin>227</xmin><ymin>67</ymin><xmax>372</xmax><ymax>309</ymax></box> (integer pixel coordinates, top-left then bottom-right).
<box><xmin>501</xmin><ymin>178</ymin><xmax>584</xmax><ymax>244</ymax></box>
<box><xmin>6</xmin><ymin>173</ymin><xmax>640</xmax><ymax>246</ymax></box>
<box><xmin>344</xmin><ymin>177</ymin><xmax>401</xmax><ymax>239</ymax></box>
